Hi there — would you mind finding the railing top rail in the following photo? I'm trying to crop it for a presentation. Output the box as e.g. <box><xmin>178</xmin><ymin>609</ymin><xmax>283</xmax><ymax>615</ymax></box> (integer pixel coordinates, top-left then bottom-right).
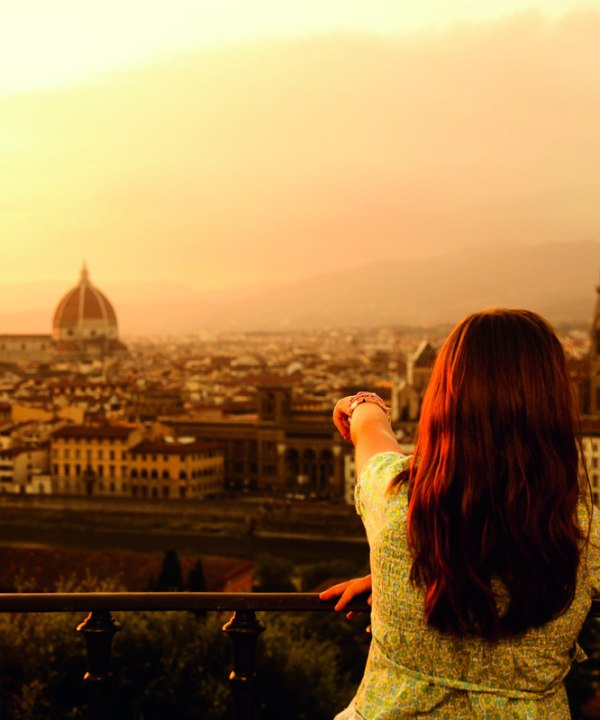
<box><xmin>0</xmin><ymin>592</ymin><xmax>598</xmax><ymax>618</ymax></box>
<box><xmin>0</xmin><ymin>591</ymin><xmax>370</xmax><ymax>614</ymax></box>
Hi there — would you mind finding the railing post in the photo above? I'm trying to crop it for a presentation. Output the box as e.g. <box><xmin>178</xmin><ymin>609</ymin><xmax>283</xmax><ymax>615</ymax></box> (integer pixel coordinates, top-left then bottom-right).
<box><xmin>222</xmin><ymin>610</ymin><xmax>265</xmax><ymax>720</ymax></box>
<box><xmin>76</xmin><ymin>610</ymin><xmax>120</xmax><ymax>720</ymax></box>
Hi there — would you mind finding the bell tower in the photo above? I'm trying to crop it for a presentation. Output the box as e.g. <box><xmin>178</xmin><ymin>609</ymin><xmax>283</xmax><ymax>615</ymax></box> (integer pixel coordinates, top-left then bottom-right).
<box><xmin>589</xmin><ymin>277</ymin><xmax>600</xmax><ymax>416</ymax></box>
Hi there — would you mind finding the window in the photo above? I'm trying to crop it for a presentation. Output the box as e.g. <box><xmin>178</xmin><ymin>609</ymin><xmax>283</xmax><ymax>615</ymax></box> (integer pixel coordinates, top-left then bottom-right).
<box><xmin>98</xmin><ymin>450</ymin><xmax>104</xmax><ymax>460</ymax></box>
<box><xmin>109</xmin><ymin>450</ymin><xmax>115</xmax><ymax>461</ymax></box>
<box><xmin>109</xmin><ymin>465</ymin><xmax>115</xmax><ymax>479</ymax></box>
<box><xmin>75</xmin><ymin>449</ymin><xmax>80</xmax><ymax>460</ymax></box>
<box><xmin>64</xmin><ymin>449</ymin><xmax>70</xmax><ymax>460</ymax></box>
<box><xmin>75</xmin><ymin>464</ymin><xmax>81</xmax><ymax>476</ymax></box>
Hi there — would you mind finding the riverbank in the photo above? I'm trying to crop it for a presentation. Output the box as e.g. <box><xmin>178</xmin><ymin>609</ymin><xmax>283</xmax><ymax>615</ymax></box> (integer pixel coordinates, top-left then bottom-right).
<box><xmin>0</xmin><ymin>495</ymin><xmax>368</xmax><ymax>565</ymax></box>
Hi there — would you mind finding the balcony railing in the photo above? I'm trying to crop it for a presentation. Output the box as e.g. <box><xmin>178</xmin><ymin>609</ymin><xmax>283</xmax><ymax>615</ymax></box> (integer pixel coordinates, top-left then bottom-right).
<box><xmin>0</xmin><ymin>592</ymin><xmax>597</xmax><ymax>720</ymax></box>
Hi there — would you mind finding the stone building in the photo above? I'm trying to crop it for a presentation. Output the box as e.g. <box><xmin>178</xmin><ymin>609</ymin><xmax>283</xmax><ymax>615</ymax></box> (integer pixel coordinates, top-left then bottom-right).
<box><xmin>128</xmin><ymin>437</ymin><xmax>223</xmax><ymax>499</ymax></box>
<box><xmin>581</xmin><ymin>279</ymin><xmax>600</xmax><ymax>503</ymax></box>
<box><xmin>162</xmin><ymin>382</ymin><xmax>346</xmax><ymax>497</ymax></box>
<box><xmin>51</xmin><ymin>424</ymin><xmax>142</xmax><ymax>495</ymax></box>
<box><xmin>0</xmin><ymin>446</ymin><xmax>50</xmax><ymax>494</ymax></box>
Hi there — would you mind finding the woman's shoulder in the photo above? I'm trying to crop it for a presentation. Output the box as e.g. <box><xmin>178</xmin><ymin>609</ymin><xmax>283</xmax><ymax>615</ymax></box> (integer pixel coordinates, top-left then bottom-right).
<box><xmin>359</xmin><ymin>451</ymin><xmax>411</xmax><ymax>482</ymax></box>
<box><xmin>355</xmin><ymin>452</ymin><xmax>410</xmax><ymax>519</ymax></box>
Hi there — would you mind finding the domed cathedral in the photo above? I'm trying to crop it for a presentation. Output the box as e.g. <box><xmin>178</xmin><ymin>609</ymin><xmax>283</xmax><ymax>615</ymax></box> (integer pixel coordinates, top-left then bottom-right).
<box><xmin>52</xmin><ymin>264</ymin><xmax>127</xmax><ymax>359</ymax></box>
<box><xmin>0</xmin><ymin>264</ymin><xmax>126</xmax><ymax>363</ymax></box>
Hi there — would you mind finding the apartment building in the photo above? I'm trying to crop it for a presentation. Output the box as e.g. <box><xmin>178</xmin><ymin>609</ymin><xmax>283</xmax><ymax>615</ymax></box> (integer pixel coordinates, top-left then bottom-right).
<box><xmin>128</xmin><ymin>438</ymin><xmax>223</xmax><ymax>499</ymax></box>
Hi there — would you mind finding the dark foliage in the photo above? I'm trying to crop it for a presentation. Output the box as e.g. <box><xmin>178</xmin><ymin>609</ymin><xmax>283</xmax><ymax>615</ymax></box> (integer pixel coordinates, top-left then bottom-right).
<box><xmin>152</xmin><ymin>549</ymin><xmax>184</xmax><ymax>592</ymax></box>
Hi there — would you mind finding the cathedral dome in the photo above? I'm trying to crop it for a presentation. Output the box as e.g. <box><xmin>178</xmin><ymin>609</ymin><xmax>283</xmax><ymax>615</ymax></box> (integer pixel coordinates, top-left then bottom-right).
<box><xmin>52</xmin><ymin>264</ymin><xmax>119</xmax><ymax>344</ymax></box>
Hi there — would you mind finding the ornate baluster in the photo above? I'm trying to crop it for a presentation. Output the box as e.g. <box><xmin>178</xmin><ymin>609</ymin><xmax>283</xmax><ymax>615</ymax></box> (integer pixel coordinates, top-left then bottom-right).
<box><xmin>76</xmin><ymin>610</ymin><xmax>120</xmax><ymax>720</ymax></box>
<box><xmin>222</xmin><ymin>610</ymin><xmax>265</xmax><ymax>720</ymax></box>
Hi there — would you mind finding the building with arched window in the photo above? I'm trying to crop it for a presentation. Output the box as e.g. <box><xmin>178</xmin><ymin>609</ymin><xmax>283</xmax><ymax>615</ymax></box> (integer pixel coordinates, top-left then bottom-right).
<box><xmin>127</xmin><ymin>438</ymin><xmax>223</xmax><ymax>499</ymax></box>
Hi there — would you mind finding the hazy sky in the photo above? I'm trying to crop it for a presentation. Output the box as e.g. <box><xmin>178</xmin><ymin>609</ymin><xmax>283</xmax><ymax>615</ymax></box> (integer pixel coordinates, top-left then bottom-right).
<box><xmin>1</xmin><ymin>1</ymin><xmax>599</xmax><ymax>295</ymax></box>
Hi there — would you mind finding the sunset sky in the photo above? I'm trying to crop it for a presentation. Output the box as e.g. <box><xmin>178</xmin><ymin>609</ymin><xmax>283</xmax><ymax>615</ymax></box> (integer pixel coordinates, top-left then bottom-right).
<box><xmin>1</xmin><ymin>0</ymin><xmax>599</xmax><ymax>302</ymax></box>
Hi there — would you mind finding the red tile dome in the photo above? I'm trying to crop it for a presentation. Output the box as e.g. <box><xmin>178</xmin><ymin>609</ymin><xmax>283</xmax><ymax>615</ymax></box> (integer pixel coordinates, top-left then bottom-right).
<box><xmin>52</xmin><ymin>264</ymin><xmax>119</xmax><ymax>342</ymax></box>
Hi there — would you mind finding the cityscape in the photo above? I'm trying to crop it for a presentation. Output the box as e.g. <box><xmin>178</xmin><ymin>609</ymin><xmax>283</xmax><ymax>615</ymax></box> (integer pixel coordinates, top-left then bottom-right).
<box><xmin>3</xmin><ymin>0</ymin><xmax>600</xmax><ymax>717</ymax></box>
<box><xmin>0</xmin><ymin>265</ymin><xmax>599</xmax><ymax>544</ymax></box>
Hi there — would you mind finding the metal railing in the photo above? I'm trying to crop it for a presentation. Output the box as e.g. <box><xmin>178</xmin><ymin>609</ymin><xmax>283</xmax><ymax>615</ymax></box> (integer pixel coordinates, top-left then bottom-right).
<box><xmin>0</xmin><ymin>592</ymin><xmax>371</xmax><ymax>720</ymax></box>
<box><xmin>0</xmin><ymin>592</ymin><xmax>597</xmax><ymax>720</ymax></box>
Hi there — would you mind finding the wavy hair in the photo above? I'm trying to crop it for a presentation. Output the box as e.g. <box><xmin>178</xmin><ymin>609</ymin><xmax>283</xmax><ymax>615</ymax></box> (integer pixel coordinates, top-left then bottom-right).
<box><xmin>400</xmin><ymin>309</ymin><xmax>587</xmax><ymax>639</ymax></box>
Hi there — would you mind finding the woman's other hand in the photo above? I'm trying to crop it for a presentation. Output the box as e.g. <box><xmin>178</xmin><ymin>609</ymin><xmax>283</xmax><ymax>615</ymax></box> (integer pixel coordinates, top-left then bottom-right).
<box><xmin>319</xmin><ymin>575</ymin><xmax>372</xmax><ymax>619</ymax></box>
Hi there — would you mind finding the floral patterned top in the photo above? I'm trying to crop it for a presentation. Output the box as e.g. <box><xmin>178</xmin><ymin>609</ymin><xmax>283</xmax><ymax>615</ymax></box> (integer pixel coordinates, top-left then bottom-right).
<box><xmin>334</xmin><ymin>452</ymin><xmax>600</xmax><ymax>720</ymax></box>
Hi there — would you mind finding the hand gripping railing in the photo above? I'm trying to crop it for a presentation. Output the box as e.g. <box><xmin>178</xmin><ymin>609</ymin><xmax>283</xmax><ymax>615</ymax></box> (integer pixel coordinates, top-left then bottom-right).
<box><xmin>0</xmin><ymin>593</ymin><xmax>597</xmax><ymax>720</ymax></box>
<box><xmin>0</xmin><ymin>592</ymin><xmax>372</xmax><ymax>720</ymax></box>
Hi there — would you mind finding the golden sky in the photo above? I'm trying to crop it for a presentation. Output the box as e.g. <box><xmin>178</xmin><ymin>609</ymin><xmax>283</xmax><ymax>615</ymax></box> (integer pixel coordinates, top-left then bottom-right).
<box><xmin>1</xmin><ymin>1</ymin><xmax>599</xmax><ymax>296</ymax></box>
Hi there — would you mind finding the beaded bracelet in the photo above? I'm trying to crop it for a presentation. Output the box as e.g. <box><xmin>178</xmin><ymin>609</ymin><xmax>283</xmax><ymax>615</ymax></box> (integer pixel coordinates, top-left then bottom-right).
<box><xmin>347</xmin><ymin>391</ymin><xmax>391</xmax><ymax>422</ymax></box>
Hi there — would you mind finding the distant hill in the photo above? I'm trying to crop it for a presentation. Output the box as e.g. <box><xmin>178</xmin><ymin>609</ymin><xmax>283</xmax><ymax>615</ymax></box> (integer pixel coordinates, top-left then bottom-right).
<box><xmin>0</xmin><ymin>240</ymin><xmax>597</xmax><ymax>335</ymax></box>
<box><xmin>193</xmin><ymin>240</ymin><xmax>600</xmax><ymax>331</ymax></box>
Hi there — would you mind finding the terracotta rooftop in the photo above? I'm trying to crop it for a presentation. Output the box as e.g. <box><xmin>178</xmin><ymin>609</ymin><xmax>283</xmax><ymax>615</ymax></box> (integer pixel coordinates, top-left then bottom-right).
<box><xmin>53</xmin><ymin>277</ymin><xmax>117</xmax><ymax>327</ymax></box>
<box><xmin>52</xmin><ymin>424</ymin><xmax>134</xmax><ymax>440</ymax></box>
<box><xmin>129</xmin><ymin>438</ymin><xmax>221</xmax><ymax>455</ymax></box>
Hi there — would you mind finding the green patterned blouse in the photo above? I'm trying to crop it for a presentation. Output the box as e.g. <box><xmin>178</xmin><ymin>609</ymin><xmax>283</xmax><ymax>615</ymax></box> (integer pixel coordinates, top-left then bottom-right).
<box><xmin>334</xmin><ymin>452</ymin><xmax>600</xmax><ymax>720</ymax></box>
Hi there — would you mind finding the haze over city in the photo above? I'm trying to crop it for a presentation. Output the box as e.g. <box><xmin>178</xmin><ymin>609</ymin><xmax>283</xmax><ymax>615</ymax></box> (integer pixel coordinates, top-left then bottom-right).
<box><xmin>1</xmin><ymin>0</ymin><xmax>599</xmax><ymax>331</ymax></box>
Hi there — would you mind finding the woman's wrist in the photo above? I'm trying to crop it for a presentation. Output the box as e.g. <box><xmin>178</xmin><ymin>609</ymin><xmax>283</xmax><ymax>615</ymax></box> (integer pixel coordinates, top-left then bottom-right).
<box><xmin>347</xmin><ymin>392</ymin><xmax>391</xmax><ymax>424</ymax></box>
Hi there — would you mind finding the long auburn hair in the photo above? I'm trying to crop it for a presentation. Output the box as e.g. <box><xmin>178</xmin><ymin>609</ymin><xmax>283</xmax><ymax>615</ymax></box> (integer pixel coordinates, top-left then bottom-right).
<box><xmin>399</xmin><ymin>309</ymin><xmax>588</xmax><ymax>639</ymax></box>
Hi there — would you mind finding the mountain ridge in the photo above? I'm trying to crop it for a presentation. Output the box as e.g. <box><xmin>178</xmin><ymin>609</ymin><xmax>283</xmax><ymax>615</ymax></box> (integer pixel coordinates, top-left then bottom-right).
<box><xmin>0</xmin><ymin>241</ymin><xmax>597</xmax><ymax>335</ymax></box>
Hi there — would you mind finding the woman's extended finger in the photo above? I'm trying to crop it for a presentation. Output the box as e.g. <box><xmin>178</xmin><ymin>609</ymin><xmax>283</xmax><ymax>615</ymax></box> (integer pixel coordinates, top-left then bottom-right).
<box><xmin>334</xmin><ymin>582</ymin><xmax>363</xmax><ymax>611</ymax></box>
<box><xmin>319</xmin><ymin>581</ymin><xmax>351</xmax><ymax>600</ymax></box>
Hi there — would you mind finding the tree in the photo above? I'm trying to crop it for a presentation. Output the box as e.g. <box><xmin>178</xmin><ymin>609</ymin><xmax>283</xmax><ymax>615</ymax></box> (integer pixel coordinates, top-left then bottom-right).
<box><xmin>187</xmin><ymin>559</ymin><xmax>206</xmax><ymax>592</ymax></box>
<box><xmin>154</xmin><ymin>549</ymin><xmax>184</xmax><ymax>591</ymax></box>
